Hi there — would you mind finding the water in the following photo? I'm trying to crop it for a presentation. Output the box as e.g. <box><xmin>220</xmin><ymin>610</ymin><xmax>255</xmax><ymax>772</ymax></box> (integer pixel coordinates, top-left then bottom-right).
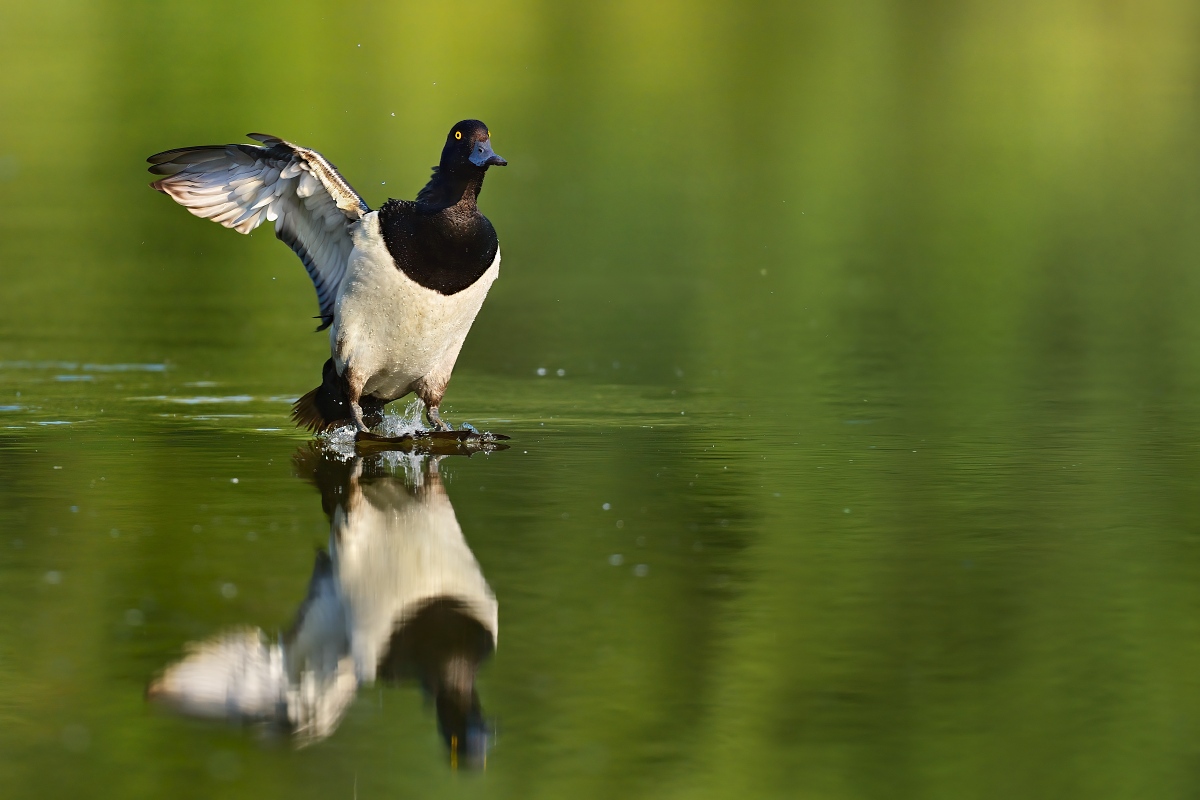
<box><xmin>4</xmin><ymin>1</ymin><xmax>1200</xmax><ymax>797</ymax></box>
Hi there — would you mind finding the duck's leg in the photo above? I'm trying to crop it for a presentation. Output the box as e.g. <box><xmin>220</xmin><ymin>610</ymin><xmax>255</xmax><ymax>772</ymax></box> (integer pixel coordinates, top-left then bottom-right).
<box><xmin>349</xmin><ymin>400</ymin><xmax>370</xmax><ymax>433</ymax></box>
<box><xmin>425</xmin><ymin>404</ymin><xmax>452</xmax><ymax>432</ymax></box>
<box><xmin>416</xmin><ymin>376</ymin><xmax>453</xmax><ymax>432</ymax></box>
<box><xmin>345</xmin><ymin>372</ymin><xmax>371</xmax><ymax>434</ymax></box>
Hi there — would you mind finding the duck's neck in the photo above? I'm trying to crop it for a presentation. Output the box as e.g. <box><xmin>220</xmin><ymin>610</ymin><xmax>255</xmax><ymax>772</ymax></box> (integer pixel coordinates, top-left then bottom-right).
<box><xmin>416</xmin><ymin>166</ymin><xmax>485</xmax><ymax>214</ymax></box>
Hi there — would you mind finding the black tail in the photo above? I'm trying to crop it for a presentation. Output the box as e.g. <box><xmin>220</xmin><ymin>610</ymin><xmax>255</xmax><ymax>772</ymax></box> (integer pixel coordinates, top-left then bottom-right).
<box><xmin>291</xmin><ymin>359</ymin><xmax>350</xmax><ymax>432</ymax></box>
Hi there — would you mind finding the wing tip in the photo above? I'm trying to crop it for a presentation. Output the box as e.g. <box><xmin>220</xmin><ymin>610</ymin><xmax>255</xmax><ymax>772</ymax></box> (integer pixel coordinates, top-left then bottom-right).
<box><xmin>146</xmin><ymin>145</ymin><xmax>221</xmax><ymax>165</ymax></box>
<box><xmin>247</xmin><ymin>132</ymin><xmax>283</xmax><ymax>146</ymax></box>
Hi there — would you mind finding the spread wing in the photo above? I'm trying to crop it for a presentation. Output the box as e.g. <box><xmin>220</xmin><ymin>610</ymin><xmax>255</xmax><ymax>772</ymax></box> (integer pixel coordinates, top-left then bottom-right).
<box><xmin>148</xmin><ymin>134</ymin><xmax>370</xmax><ymax>330</ymax></box>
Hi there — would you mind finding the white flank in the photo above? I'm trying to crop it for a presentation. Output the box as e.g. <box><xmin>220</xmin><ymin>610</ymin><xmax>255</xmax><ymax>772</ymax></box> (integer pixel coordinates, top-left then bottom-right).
<box><xmin>331</xmin><ymin>471</ymin><xmax>498</xmax><ymax>683</ymax></box>
<box><xmin>331</xmin><ymin>211</ymin><xmax>501</xmax><ymax>398</ymax></box>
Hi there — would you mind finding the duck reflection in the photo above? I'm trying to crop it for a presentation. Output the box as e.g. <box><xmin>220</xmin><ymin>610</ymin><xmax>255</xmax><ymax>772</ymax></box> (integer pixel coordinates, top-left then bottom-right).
<box><xmin>148</xmin><ymin>446</ymin><xmax>497</xmax><ymax>767</ymax></box>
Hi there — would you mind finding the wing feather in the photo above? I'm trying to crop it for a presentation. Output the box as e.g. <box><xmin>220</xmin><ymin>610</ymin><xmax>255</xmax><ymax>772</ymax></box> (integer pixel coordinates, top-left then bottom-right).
<box><xmin>148</xmin><ymin>135</ymin><xmax>370</xmax><ymax>330</ymax></box>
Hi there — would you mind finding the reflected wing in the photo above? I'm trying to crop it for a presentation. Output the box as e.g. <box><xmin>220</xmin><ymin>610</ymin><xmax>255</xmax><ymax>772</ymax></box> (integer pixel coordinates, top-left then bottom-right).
<box><xmin>146</xmin><ymin>627</ymin><xmax>289</xmax><ymax>722</ymax></box>
<box><xmin>147</xmin><ymin>550</ymin><xmax>360</xmax><ymax>747</ymax></box>
<box><xmin>146</xmin><ymin>625</ymin><xmax>358</xmax><ymax>746</ymax></box>
<box><xmin>148</xmin><ymin>134</ymin><xmax>370</xmax><ymax>330</ymax></box>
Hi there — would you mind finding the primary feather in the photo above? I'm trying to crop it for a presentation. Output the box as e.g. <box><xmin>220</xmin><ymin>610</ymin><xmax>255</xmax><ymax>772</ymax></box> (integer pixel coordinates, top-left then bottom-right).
<box><xmin>148</xmin><ymin>135</ymin><xmax>369</xmax><ymax>329</ymax></box>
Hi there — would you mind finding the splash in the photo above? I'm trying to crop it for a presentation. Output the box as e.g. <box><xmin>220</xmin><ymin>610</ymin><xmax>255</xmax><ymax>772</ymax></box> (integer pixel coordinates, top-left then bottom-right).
<box><xmin>319</xmin><ymin>425</ymin><xmax>359</xmax><ymax>461</ymax></box>
<box><xmin>317</xmin><ymin>399</ymin><xmax>429</xmax><ymax>461</ymax></box>
<box><xmin>376</xmin><ymin>398</ymin><xmax>428</xmax><ymax>438</ymax></box>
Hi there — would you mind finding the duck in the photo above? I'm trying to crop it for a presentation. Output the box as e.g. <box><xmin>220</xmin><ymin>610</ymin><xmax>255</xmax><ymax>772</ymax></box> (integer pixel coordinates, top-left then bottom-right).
<box><xmin>147</xmin><ymin>120</ymin><xmax>507</xmax><ymax>433</ymax></box>
<box><xmin>148</xmin><ymin>449</ymin><xmax>497</xmax><ymax>764</ymax></box>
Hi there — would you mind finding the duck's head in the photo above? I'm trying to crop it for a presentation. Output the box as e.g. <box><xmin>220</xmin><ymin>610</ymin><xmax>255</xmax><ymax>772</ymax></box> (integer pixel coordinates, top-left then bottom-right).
<box><xmin>441</xmin><ymin>120</ymin><xmax>507</xmax><ymax>171</ymax></box>
<box><xmin>438</xmin><ymin>695</ymin><xmax>491</xmax><ymax>770</ymax></box>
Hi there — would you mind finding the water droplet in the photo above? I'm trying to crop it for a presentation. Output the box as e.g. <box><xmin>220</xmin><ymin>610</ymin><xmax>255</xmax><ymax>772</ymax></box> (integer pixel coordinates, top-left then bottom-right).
<box><xmin>609</xmin><ymin>554</ymin><xmax>623</xmax><ymax>566</ymax></box>
<box><xmin>44</xmin><ymin>570</ymin><xmax>62</xmax><ymax>585</ymax></box>
<box><xmin>602</xmin><ymin>503</ymin><xmax>611</xmax><ymax>511</ymax></box>
<box><xmin>220</xmin><ymin>582</ymin><xmax>237</xmax><ymax>599</ymax></box>
<box><xmin>633</xmin><ymin>564</ymin><xmax>649</xmax><ymax>577</ymax></box>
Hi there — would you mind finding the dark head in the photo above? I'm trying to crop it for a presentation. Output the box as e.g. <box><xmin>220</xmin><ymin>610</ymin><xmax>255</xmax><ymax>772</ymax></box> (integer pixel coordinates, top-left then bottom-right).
<box><xmin>416</xmin><ymin>120</ymin><xmax>507</xmax><ymax>211</ymax></box>
<box><xmin>441</xmin><ymin>120</ymin><xmax>506</xmax><ymax>172</ymax></box>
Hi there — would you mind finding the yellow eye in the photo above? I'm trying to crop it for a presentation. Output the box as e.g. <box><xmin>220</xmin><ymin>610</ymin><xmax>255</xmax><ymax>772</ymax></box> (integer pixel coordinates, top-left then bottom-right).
<box><xmin>455</xmin><ymin>131</ymin><xmax>462</xmax><ymax>140</ymax></box>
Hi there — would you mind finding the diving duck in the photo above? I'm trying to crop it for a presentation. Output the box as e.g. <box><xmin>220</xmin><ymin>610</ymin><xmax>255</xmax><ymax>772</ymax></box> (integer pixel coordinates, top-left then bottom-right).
<box><xmin>148</xmin><ymin>450</ymin><xmax>496</xmax><ymax>764</ymax></box>
<box><xmin>147</xmin><ymin>120</ymin><xmax>507</xmax><ymax>433</ymax></box>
